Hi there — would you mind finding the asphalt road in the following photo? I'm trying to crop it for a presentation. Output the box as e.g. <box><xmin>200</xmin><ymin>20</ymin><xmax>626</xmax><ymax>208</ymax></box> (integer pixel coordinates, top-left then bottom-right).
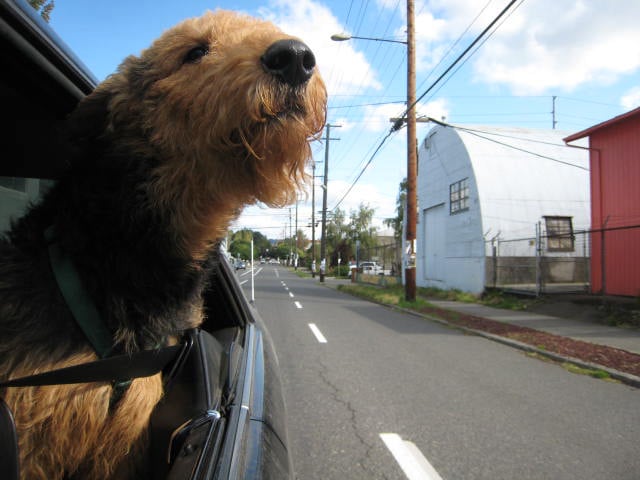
<box><xmin>238</xmin><ymin>265</ymin><xmax>640</xmax><ymax>480</ymax></box>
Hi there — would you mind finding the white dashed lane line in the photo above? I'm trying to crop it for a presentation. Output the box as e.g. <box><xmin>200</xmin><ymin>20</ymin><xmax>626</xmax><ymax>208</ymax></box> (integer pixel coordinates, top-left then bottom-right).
<box><xmin>379</xmin><ymin>433</ymin><xmax>443</xmax><ymax>480</ymax></box>
<box><xmin>308</xmin><ymin>323</ymin><xmax>327</xmax><ymax>343</ymax></box>
<box><xmin>280</xmin><ymin>282</ymin><xmax>324</xmax><ymax>345</ymax></box>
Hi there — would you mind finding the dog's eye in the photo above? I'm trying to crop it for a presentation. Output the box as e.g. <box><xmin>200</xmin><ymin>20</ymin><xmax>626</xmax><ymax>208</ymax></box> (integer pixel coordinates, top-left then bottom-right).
<box><xmin>184</xmin><ymin>46</ymin><xmax>209</xmax><ymax>64</ymax></box>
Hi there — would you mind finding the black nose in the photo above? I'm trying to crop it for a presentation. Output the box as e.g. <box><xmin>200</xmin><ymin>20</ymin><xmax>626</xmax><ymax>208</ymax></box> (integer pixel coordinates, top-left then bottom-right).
<box><xmin>261</xmin><ymin>39</ymin><xmax>316</xmax><ymax>87</ymax></box>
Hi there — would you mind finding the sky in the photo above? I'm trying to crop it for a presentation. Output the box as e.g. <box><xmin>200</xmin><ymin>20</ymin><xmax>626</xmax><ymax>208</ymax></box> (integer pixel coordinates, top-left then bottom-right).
<box><xmin>48</xmin><ymin>0</ymin><xmax>640</xmax><ymax>241</ymax></box>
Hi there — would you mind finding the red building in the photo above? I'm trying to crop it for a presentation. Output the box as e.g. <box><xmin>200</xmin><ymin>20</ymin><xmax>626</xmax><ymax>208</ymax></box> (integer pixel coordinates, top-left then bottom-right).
<box><xmin>564</xmin><ymin>107</ymin><xmax>640</xmax><ymax>297</ymax></box>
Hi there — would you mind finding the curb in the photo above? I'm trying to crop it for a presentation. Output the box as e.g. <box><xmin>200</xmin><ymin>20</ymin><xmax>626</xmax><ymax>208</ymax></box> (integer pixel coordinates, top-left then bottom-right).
<box><xmin>325</xmin><ymin>284</ymin><xmax>640</xmax><ymax>388</ymax></box>
<box><xmin>396</xmin><ymin>304</ymin><xmax>640</xmax><ymax>389</ymax></box>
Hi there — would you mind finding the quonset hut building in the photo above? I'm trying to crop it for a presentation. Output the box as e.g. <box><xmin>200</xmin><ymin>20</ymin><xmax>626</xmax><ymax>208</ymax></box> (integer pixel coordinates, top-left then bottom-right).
<box><xmin>416</xmin><ymin>124</ymin><xmax>590</xmax><ymax>294</ymax></box>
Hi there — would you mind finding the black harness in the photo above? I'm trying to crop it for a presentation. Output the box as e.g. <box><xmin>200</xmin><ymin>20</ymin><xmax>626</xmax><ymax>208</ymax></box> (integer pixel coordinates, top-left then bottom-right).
<box><xmin>0</xmin><ymin>228</ymin><xmax>190</xmax><ymax>479</ymax></box>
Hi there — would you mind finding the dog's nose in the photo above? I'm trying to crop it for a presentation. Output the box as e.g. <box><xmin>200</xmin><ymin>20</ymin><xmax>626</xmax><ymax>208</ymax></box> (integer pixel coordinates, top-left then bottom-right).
<box><xmin>261</xmin><ymin>39</ymin><xmax>316</xmax><ymax>87</ymax></box>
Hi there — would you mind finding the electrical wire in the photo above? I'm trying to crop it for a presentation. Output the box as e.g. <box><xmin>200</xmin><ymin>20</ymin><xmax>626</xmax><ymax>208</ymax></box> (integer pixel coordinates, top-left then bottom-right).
<box><xmin>331</xmin><ymin>129</ymin><xmax>397</xmax><ymax>211</ymax></box>
<box><xmin>393</xmin><ymin>0</ymin><xmax>521</xmax><ymax>131</ymax></box>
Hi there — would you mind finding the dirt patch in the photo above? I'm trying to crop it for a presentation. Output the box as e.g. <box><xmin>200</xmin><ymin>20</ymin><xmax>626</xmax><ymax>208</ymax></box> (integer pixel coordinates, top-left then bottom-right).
<box><xmin>416</xmin><ymin>304</ymin><xmax>640</xmax><ymax>378</ymax></box>
<box><xmin>519</xmin><ymin>293</ymin><xmax>640</xmax><ymax>328</ymax></box>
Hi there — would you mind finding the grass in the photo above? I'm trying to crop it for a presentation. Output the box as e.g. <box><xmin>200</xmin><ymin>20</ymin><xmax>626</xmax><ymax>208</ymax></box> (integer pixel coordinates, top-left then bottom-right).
<box><xmin>337</xmin><ymin>284</ymin><xmax>532</xmax><ymax>312</ymax></box>
<box><xmin>562</xmin><ymin>363</ymin><xmax>614</xmax><ymax>380</ymax></box>
<box><xmin>291</xmin><ymin>269</ymin><xmax>312</xmax><ymax>278</ymax></box>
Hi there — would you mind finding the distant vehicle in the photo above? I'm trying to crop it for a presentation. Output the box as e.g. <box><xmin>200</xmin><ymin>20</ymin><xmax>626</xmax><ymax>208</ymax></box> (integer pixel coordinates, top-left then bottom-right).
<box><xmin>360</xmin><ymin>261</ymin><xmax>384</xmax><ymax>275</ymax></box>
<box><xmin>235</xmin><ymin>260</ymin><xmax>246</xmax><ymax>270</ymax></box>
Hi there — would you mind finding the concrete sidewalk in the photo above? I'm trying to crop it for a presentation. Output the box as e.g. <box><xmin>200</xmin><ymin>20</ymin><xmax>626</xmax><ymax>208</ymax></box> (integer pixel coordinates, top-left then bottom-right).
<box><xmin>320</xmin><ymin>276</ymin><xmax>640</xmax><ymax>354</ymax></box>
<box><xmin>427</xmin><ymin>300</ymin><xmax>640</xmax><ymax>355</ymax></box>
<box><xmin>319</xmin><ymin>276</ymin><xmax>640</xmax><ymax>385</ymax></box>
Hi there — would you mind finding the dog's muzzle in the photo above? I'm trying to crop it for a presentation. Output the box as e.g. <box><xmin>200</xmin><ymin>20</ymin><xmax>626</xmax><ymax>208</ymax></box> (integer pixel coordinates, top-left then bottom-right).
<box><xmin>261</xmin><ymin>39</ymin><xmax>316</xmax><ymax>87</ymax></box>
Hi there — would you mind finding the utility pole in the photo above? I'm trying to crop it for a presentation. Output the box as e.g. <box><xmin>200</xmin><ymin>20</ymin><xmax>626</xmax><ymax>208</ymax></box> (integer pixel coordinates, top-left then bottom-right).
<box><xmin>405</xmin><ymin>0</ymin><xmax>417</xmax><ymax>301</ymax></box>
<box><xmin>289</xmin><ymin>207</ymin><xmax>292</xmax><ymax>266</ymax></box>
<box><xmin>551</xmin><ymin>95</ymin><xmax>557</xmax><ymax>129</ymax></box>
<box><xmin>294</xmin><ymin>196</ymin><xmax>299</xmax><ymax>270</ymax></box>
<box><xmin>311</xmin><ymin>161</ymin><xmax>317</xmax><ymax>277</ymax></box>
<box><xmin>330</xmin><ymin>0</ymin><xmax>415</xmax><ymax>299</ymax></box>
<box><xmin>319</xmin><ymin>123</ymin><xmax>341</xmax><ymax>283</ymax></box>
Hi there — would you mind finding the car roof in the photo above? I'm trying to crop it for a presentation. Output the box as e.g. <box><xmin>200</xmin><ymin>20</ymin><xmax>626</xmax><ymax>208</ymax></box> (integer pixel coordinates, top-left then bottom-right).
<box><xmin>1</xmin><ymin>0</ymin><xmax>97</xmax><ymax>179</ymax></box>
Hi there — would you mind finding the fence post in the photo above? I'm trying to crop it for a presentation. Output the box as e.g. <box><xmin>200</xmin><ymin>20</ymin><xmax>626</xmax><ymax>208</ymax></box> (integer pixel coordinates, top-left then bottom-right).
<box><xmin>491</xmin><ymin>237</ymin><xmax>497</xmax><ymax>288</ymax></box>
<box><xmin>536</xmin><ymin>221</ymin><xmax>542</xmax><ymax>297</ymax></box>
<box><xmin>601</xmin><ymin>216</ymin><xmax>609</xmax><ymax>298</ymax></box>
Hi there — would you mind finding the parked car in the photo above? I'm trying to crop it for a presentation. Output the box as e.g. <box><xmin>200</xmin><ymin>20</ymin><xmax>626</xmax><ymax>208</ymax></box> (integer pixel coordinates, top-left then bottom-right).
<box><xmin>0</xmin><ymin>0</ymin><xmax>292</xmax><ymax>478</ymax></box>
<box><xmin>235</xmin><ymin>260</ymin><xmax>247</xmax><ymax>270</ymax></box>
<box><xmin>360</xmin><ymin>261</ymin><xmax>384</xmax><ymax>275</ymax></box>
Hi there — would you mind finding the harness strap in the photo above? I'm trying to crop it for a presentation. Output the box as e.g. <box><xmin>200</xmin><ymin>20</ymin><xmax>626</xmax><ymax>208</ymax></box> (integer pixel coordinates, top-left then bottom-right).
<box><xmin>0</xmin><ymin>343</ymin><xmax>186</xmax><ymax>389</ymax></box>
<box><xmin>45</xmin><ymin>226</ymin><xmax>113</xmax><ymax>359</ymax></box>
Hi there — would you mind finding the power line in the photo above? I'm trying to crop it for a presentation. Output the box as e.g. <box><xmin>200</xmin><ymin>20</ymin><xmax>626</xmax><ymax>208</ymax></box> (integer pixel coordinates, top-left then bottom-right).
<box><xmin>415</xmin><ymin>0</ymin><xmax>495</xmax><ymax>95</ymax></box>
<box><xmin>331</xmin><ymin>129</ymin><xmax>396</xmax><ymax>211</ymax></box>
<box><xmin>393</xmin><ymin>0</ymin><xmax>521</xmax><ymax>131</ymax></box>
<box><xmin>414</xmin><ymin>0</ymin><xmax>526</xmax><ymax>108</ymax></box>
<box><xmin>330</xmin><ymin>1</ymin><xmax>522</xmax><ymax>211</ymax></box>
<box><xmin>453</xmin><ymin>126</ymin><xmax>589</xmax><ymax>171</ymax></box>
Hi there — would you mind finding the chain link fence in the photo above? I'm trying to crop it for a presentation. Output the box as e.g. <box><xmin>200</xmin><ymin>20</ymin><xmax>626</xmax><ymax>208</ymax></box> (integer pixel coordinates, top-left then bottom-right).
<box><xmin>485</xmin><ymin>222</ymin><xmax>597</xmax><ymax>295</ymax></box>
<box><xmin>354</xmin><ymin>242</ymin><xmax>402</xmax><ymax>277</ymax></box>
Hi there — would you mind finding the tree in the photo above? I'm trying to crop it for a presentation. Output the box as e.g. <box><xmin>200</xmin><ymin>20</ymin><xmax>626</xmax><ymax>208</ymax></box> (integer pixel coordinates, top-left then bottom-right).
<box><xmin>229</xmin><ymin>240</ymin><xmax>251</xmax><ymax>260</ymax></box>
<box><xmin>228</xmin><ymin>229</ymin><xmax>271</xmax><ymax>260</ymax></box>
<box><xmin>28</xmin><ymin>0</ymin><xmax>55</xmax><ymax>22</ymax></box>
<box><xmin>384</xmin><ymin>178</ymin><xmax>407</xmax><ymax>240</ymax></box>
<box><xmin>324</xmin><ymin>204</ymin><xmax>378</xmax><ymax>266</ymax></box>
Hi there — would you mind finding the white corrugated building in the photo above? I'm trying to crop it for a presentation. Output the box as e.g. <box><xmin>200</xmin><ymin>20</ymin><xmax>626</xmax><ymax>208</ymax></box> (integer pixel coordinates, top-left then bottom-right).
<box><xmin>416</xmin><ymin>124</ymin><xmax>590</xmax><ymax>294</ymax></box>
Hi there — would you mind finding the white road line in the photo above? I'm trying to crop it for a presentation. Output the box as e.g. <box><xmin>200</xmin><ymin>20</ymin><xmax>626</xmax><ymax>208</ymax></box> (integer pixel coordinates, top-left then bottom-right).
<box><xmin>379</xmin><ymin>433</ymin><xmax>443</xmax><ymax>480</ymax></box>
<box><xmin>275</xmin><ymin>269</ymin><xmax>280</xmax><ymax>278</ymax></box>
<box><xmin>289</xmin><ymin>291</ymin><xmax>294</xmax><ymax>298</ymax></box>
<box><xmin>239</xmin><ymin>279</ymin><xmax>248</xmax><ymax>286</ymax></box>
<box><xmin>308</xmin><ymin>323</ymin><xmax>327</xmax><ymax>343</ymax></box>
<box><xmin>294</xmin><ymin>301</ymin><xmax>303</xmax><ymax>309</ymax></box>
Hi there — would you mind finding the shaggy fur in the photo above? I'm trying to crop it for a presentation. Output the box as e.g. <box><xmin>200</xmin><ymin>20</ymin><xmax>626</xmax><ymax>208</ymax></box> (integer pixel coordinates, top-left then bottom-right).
<box><xmin>0</xmin><ymin>10</ymin><xmax>326</xmax><ymax>479</ymax></box>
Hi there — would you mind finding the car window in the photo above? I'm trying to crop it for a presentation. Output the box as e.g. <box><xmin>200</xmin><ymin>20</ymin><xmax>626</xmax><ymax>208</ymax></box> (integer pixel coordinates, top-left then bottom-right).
<box><xmin>0</xmin><ymin>177</ymin><xmax>54</xmax><ymax>233</ymax></box>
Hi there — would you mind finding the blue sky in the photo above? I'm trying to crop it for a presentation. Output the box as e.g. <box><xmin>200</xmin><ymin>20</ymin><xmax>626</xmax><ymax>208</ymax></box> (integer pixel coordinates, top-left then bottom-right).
<box><xmin>48</xmin><ymin>0</ymin><xmax>640</xmax><ymax>240</ymax></box>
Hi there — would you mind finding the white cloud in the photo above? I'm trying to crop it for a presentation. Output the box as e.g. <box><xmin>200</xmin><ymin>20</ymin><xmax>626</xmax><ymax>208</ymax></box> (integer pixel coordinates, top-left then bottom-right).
<box><xmin>259</xmin><ymin>0</ymin><xmax>382</xmax><ymax>96</ymax></box>
<box><xmin>381</xmin><ymin>0</ymin><xmax>640</xmax><ymax>95</ymax></box>
<box><xmin>621</xmin><ymin>86</ymin><xmax>640</xmax><ymax>110</ymax></box>
<box><xmin>460</xmin><ymin>1</ymin><xmax>640</xmax><ymax>94</ymax></box>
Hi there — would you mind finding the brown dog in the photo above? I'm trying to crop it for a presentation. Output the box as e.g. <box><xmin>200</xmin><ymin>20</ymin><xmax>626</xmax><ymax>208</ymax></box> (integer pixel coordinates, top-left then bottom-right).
<box><xmin>0</xmin><ymin>10</ymin><xmax>326</xmax><ymax>479</ymax></box>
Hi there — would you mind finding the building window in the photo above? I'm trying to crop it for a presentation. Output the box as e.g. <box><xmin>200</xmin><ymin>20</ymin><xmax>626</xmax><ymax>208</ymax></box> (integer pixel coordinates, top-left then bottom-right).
<box><xmin>449</xmin><ymin>178</ymin><xmax>469</xmax><ymax>214</ymax></box>
<box><xmin>544</xmin><ymin>216</ymin><xmax>574</xmax><ymax>252</ymax></box>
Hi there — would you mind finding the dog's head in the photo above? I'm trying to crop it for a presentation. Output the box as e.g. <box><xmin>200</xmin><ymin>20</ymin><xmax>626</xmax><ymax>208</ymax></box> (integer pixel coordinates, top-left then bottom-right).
<box><xmin>67</xmin><ymin>10</ymin><xmax>326</xmax><ymax>244</ymax></box>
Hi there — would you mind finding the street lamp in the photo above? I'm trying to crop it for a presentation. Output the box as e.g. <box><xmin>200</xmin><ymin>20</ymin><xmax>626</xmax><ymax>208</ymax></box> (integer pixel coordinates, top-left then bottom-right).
<box><xmin>331</xmin><ymin>0</ymin><xmax>417</xmax><ymax>301</ymax></box>
<box><xmin>330</xmin><ymin>33</ymin><xmax>406</xmax><ymax>45</ymax></box>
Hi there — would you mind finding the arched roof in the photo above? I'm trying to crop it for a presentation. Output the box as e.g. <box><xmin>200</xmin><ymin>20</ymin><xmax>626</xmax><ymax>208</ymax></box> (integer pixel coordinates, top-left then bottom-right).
<box><xmin>427</xmin><ymin>124</ymin><xmax>590</xmax><ymax>238</ymax></box>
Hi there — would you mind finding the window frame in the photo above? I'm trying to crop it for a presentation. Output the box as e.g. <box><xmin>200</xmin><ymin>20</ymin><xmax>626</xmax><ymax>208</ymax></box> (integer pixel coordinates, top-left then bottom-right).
<box><xmin>449</xmin><ymin>178</ymin><xmax>469</xmax><ymax>215</ymax></box>
<box><xmin>544</xmin><ymin>216</ymin><xmax>575</xmax><ymax>252</ymax></box>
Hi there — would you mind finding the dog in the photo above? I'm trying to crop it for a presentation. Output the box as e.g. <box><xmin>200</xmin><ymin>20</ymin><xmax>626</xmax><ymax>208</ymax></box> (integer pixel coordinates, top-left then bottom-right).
<box><xmin>0</xmin><ymin>10</ymin><xmax>326</xmax><ymax>479</ymax></box>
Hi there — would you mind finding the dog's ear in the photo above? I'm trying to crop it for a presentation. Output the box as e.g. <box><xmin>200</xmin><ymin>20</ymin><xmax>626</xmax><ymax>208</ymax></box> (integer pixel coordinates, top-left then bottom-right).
<box><xmin>64</xmin><ymin>84</ymin><xmax>113</xmax><ymax>144</ymax></box>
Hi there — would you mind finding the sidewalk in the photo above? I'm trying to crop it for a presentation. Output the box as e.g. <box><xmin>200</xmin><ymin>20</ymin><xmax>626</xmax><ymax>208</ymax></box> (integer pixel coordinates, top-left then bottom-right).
<box><xmin>320</xmin><ymin>277</ymin><xmax>640</xmax><ymax>385</ymax></box>
<box><xmin>428</xmin><ymin>300</ymin><xmax>640</xmax><ymax>355</ymax></box>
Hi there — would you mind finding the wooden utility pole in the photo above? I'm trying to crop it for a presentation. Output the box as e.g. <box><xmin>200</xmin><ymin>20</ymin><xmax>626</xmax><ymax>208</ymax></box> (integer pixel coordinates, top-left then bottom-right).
<box><xmin>405</xmin><ymin>0</ymin><xmax>417</xmax><ymax>301</ymax></box>
<box><xmin>311</xmin><ymin>161</ymin><xmax>316</xmax><ymax>277</ymax></box>
<box><xmin>319</xmin><ymin>123</ymin><xmax>341</xmax><ymax>283</ymax></box>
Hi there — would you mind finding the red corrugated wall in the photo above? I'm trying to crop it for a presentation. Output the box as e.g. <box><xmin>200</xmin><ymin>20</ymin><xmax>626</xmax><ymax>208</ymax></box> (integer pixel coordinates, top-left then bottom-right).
<box><xmin>589</xmin><ymin>114</ymin><xmax>640</xmax><ymax>296</ymax></box>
